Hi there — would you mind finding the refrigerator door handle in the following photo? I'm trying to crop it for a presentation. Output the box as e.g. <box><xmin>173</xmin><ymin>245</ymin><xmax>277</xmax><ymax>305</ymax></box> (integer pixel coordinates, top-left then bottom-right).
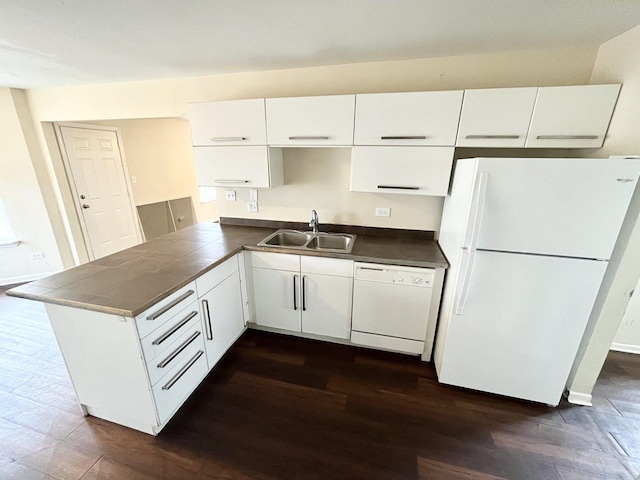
<box><xmin>455</xmin><ymin>248</ymin><xmax>475</xmax><ymax>315</ymax></box>
<box><xmin>464</xmin><ymin>172</ymin><xmax>489</xmax><ymax>250</ymax></box>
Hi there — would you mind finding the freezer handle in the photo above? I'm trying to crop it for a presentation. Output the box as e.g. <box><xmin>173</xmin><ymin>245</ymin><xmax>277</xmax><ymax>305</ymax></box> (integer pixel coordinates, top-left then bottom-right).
<box><xmin>464</xmin><ymin>172</ymin><xmax>489</xmax><ymax>250</ymax></box>
<box><xmin>455</xmin><ymin>248</ymin><xmax>475</xmax><ymax>315</ymax></box>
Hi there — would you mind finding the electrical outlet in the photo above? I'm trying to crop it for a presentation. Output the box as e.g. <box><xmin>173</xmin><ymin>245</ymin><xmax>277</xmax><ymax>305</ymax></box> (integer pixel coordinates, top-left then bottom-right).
<box><xmin>225</xmin><ymin>190</ymin><xmax>236</xmax><ymax>201</ymax></box>
<box><xmin>131</xmin><ymin>176</ymin><xmax>137</xmax><ymax>184</ymax></box>
<box><xmin>247</xmin><ymin>201</ymin><xmax>258</xmax><ymax>213</ymax></box>
<box><xmin>249</xmin><ymin>189</ymin><xmax>258</xmax><ymax>202</ymax></box>
<box><xmin>30</xmin><ymin>252</ymin><xmax>45</xmax><ymax>260</ymax></box>
<box><xmin>375</xmin><ymin>207</ymin><xmax>391</xmax><ymax>217</ymax></box>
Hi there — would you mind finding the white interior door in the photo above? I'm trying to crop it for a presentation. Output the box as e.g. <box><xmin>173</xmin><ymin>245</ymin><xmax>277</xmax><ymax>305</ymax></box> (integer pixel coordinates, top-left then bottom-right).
<box><xmin>60</xmin><ymin>126</ymin><xmax>140</xmax><ymax>259</ymax></box>
<box><xmin>438</xmin><ymin>249</ymin><xmax>608</xmax><ymax>405</ymax></box>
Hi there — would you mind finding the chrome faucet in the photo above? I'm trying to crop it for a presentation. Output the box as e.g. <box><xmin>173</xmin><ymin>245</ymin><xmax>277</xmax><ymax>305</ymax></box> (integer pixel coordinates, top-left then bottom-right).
<box><xmin>309</xmin><ymin>209</ymin><xmax>319</xmax><ymax>233</ymax></box>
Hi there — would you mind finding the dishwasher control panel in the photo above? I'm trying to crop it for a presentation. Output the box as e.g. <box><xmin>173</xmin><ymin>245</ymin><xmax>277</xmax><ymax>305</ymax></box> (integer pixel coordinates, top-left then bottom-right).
<box><xmin>354</xmin><ymin>262</ymin><xmax>434</xmax><ymax>287</ymax></box>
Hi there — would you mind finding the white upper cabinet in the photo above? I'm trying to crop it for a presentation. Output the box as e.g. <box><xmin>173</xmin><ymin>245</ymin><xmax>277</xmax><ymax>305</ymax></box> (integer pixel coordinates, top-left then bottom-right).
<box><xmin>265</xmin><ymin>95</ymin><xmax>356</xmax><ymax>146</ymax></box>
<box><xmin>525</xmin><ymin>84</ymin><xmax>621</xmax><ymax>148</ymax></box>
<box><xmin>188</xmin><ymin>99</ymin><xmax>267</xmax><ymax>146</ymax></box>
<box><xmin>350</xmin><ymin>146</ymin><xmax>454</xmax><ymax>196</ymax></box>
<box><xmin>456</xmin><ymin>88</ymin><xmax>538</xmax><ymax>147</ymax></box>
<box><xmin>354</xmin><ymin>91</ymin><xmax>463</xmax><ymax>146</ymax></box>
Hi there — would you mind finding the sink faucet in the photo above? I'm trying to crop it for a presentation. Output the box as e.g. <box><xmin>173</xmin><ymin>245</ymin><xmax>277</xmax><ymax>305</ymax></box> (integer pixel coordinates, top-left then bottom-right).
<box><xmin>309</xmin><ymin>209</ymin><xmax>319</xmax><ymax>233</ymax></box>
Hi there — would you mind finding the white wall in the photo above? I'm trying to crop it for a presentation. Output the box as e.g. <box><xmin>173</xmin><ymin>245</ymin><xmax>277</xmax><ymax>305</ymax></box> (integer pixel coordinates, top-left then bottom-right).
<box><xmin>567</xmin><ymin>25</ymin><xmax>640</xmax><ymax>402</ymax></box>
<box><xmin>0</xmin><ymin>89</ymin><xmax>63</xmax><ymax>285</ymax></box>
<box><xmin>26</xmin><ymin>46</ymin><xmax>598</xmax><ymax>237</ymax></box>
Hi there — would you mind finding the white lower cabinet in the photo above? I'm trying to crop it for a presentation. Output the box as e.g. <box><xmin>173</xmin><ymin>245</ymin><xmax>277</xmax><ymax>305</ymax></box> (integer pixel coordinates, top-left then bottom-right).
<box><xmin>251</xmin><ymin>252</ymin><xmax>353</xmax><ymax>339</ymax></box>
<box><xmin>197</xmin><ymin>255</ymin><xmax>246</xmax><ymax>368</ymax></box>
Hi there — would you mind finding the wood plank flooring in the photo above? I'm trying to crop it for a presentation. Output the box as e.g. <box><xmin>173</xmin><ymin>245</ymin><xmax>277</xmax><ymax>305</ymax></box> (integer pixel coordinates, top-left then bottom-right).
<box><xmin>1</xmin><ymin>287</ymin><xmax>640</xmax><ymax>479</ymax></box>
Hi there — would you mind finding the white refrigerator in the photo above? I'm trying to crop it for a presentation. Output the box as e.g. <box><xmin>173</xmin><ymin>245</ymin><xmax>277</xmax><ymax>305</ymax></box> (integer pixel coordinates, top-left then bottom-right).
<box><xmin>434</xmin><ymin>157</ymin><xmax>640</xmax><ymax>405</ymax></box>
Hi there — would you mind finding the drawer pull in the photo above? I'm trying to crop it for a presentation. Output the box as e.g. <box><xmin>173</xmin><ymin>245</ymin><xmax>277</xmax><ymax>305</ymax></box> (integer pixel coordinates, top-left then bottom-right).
<box><xmin>536</xmin><ymin>135</ymin><xmax>598</xmax><ymax>140</ymax></box>
<box><xmin>288</xmin><ymin>136</ymin><xmax>330</xmax><ymax>140</ymax></box>
<box><xmin>465</xmin><ymin>135</ymin><xmax>520</xmax><ymax>139</ymax></box>
<box><xmin>377</xmin><ymin>185</ymin><xmax>420</xmax><ymax>190</ymax></box>
<box><xmin>146</xmin><ymin>290</ymin><xmax>195</xmax><ymax>321</ymax></box>
<box><xmin>215</xmin><ymin>179</ymin><xmax>250</xmax><ymax>184</ymax></box>
<box><xmin>380</xmin><ymin>136</ymin><xmax>427</xmax><ymax>140</ymax></box>
<box><xmin>161</xmin><ymin>350</ymin><xmax>204</xmax><ymax>391</ymax></box>
<box><xmin>202</xmin><ymin>299</ymin><xmax>213</xmax><ymax>341</ymax></box>
<box><xmin>157</xmin><ymin>331</ymin><xmax>202</xmax><ymax>369</ymax></box>
<box><xmin>152</xmin><ymin>311</ymin><xmax>198</xmax><ymax>345</ymax></box>
<box><xmin>211</xmin><ymin>137</ymin><xmax>247</xmax><ymax>142</ymax></box>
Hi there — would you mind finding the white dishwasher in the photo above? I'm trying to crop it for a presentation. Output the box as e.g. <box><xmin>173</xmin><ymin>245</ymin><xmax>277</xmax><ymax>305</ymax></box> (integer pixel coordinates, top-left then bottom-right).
<box><xmin>351</xmin><ymin>262</ymin><xmax>434</xmax><ymax>355</ymax></box>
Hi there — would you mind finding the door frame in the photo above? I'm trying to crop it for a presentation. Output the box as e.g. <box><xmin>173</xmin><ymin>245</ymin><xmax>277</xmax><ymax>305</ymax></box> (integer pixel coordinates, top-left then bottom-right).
<box><xmin>53</xmin><ymin>122</ymin><xmax>144</xmax><ymax>261</ymax></box>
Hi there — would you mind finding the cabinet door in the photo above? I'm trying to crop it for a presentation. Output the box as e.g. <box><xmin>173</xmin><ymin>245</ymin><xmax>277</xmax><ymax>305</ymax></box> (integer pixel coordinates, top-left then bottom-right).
<box><xmin>192</xmin><ymin>146</ymin><xmax>283</xmax><ymax>189</ymax></box>
<box><xmin>301</xmin><ymin>273</ymin><xmax>352</xmax><ymax>339</ymax></box>
<box><xmin>188</xmin><ymin>99</ymin><xmax>267</xmax><ymax>146</ymax></box>
<box><xmin>252</xmin><ymin>268</ymin><xmax>301</xmax><ymax>331</ymax></box>
<box><xmin>456</xmin><ymin>88</ymin><xmax>537</xmax><ymax>147</ymax></box>
<box><xmin>266</xmin><ymin>95</ymin><xmax>355</xmax><ymax>146</ymax></box>
<box><xmin>525</xmin><ymin>84</ymin><xmax>620</xmax><ymax>148</ymax></box>
<box><xmin>350</xmin><ymin>146</ymin><xmax>454</xmax><ymax>196</ymax></box>
<box><xmin>354</xmin><ymin>91</ymin><xmax>463</xmax><ymax>146</ymax></box>
<box><xmin>200</xmin><ymin>271</ymin><xmax>245</xmax><ymax>369</ymax></box>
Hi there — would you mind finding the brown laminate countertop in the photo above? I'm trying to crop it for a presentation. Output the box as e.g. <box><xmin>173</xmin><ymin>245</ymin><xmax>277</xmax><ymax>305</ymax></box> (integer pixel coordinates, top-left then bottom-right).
<box><xmin>7</xmin><ymin>222</ymin><xmax>448</xmax><ymax>318</ymax></box>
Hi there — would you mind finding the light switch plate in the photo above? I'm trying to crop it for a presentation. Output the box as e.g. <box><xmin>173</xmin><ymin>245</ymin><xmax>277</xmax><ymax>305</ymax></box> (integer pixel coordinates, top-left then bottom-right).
<box><xmin>375</xmin><ymin>207</ymin><xmax>391</xmax><ymax>217</ymax></box>
<box><xmin>249</xmin><ymin>189</ymin><xmax>258</xmax><ymax>202</ymax></box>
<box><xmin>225</xmin><ymin>190</ymin><xmax>236</xmax><ymax>201</ymax></box>
<box><xmin>247</xmin><ymin>201</ymin><xmax>258</xmax><ymax>213</ymax></box>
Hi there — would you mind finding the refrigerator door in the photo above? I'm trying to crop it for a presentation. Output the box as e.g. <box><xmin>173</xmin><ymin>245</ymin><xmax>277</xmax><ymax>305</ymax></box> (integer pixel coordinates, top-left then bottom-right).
<box><xmin>437</xmin><ymin>249</ymin><xmax>607</xmax><ymax>405</ymax></box>
<box><xmin>466</xmin><ymin>158</ymin><xmax>640</xmax><ymax>260</ymax></box>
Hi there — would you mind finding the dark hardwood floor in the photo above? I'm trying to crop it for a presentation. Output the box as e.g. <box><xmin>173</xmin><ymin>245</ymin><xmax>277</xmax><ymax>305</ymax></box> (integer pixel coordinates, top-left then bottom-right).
<box><xmin>1</xmin><ymin>288</ymin><xmax>640</xmax><ymax>479</ymax></box>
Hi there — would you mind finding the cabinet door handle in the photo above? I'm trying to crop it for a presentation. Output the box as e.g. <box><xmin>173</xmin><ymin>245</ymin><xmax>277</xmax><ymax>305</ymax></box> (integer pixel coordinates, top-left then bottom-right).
<box><xmin>302</xmin><ymin>275</ymin><xmax>306</xmax><ymax>312</ymax></box>
<box><xmin>152</xmin><ymin>311</ymin><xmax>198</xmax><ymax>345</ymax></box>
<box><xmin>536</xmin><ymin>135</ymin><xmax>598</xmax><ymax>140</ymax></box>
<box><xmin>161</xmin><ymin>350</ymin><xmax>204</xmax><ymax>391</ymax></box>
<box><xmin>377</xmin><ymin>185</ymin><xmax>420</xmax><ymax>190</ymax></box>
<box><xmin>465</xmin><ymin>135</ymin><xmax>520</xmax><ymax>139</ymax></box>
<box><xmin>293</xmin><ymin>275</ymin><xmax>298</xmax><ymax>311</ymax></box>
<box><xmin>202</xmin><ymin>300</ymin><xmax>213</xmax><ymax>341</ymax></box>
<box><xmin>380</xmin><ymin>136</ymin><xmax>427</xmax><ymax>140</ymax></box>
<box><xmin>288</xmin><ymin>136</ymin><xmax>330</xmax><ymax>140</ymax></box>
<box><xmin>211</xmin><ymin>137</ymin><xmax>247</xmax><ymax>142</ymax></box>
<box><xmin>146</xmin><ymin>290</ymin><xmax>195</xmax><ymax>321</ymax></box>
<box><xmin>157</xmin><ymin>331</ymin><xmax>202</xmax><ymax>369</ymax></box>
<box><xmin>214</xmin><ymin>179</ymin><xmax>250</xmax><ymax>184</ymax></box>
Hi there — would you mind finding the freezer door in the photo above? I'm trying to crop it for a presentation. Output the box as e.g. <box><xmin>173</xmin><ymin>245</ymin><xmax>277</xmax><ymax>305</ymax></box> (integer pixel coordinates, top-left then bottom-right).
<box><xmin>468</xmin><ymin>158</ymin><xmax>640</xmax><ymax>260</ymax></box>
<box><xmin>437</xmin><ymin>250</ymin><xmax>607</xmax><ymax>405</ymax></box>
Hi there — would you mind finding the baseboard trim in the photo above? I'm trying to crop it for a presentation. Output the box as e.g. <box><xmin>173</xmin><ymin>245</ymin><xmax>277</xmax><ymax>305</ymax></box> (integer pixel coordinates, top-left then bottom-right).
<box><xmin>567</xmin><ymin>390</ymin><xmax>593</xmax><ymax>406</ymax></box>
<box><xmin>0</xmin><ymin>271</ymin><xmax>55</xmax><ymax>287</ymax></box>
<box><xmin>610</xmin><ymin>342</ymin><xmax>640</xmax><ymax>355</ymax></box>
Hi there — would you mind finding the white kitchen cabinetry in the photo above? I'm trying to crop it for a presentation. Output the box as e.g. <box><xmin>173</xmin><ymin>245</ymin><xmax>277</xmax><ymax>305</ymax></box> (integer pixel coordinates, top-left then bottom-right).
<box><xmin>525</xmin><ymin>84</ymin><xmax>620</xmax><ymax>148</ymax></box>
<box><xmin>197</xmin><ymin>255</ymin><xmax>246</xmax><ymax>368</ymax></box>
<box><xmin>188</xmin><ymin>99</ymin><xmax>267</xmax><ymax>146</ymax></box>
<box><xmin>251</xmin><ymin>252</ymin><xmax>353</xmax><ymax>339</ymax></box>
<box><xmin>456</xmin><ymin>88</ymin><xmax>538</xmax><ymax>147</ymax></box>
<box><xmin>354</xmin><ymin>91</ymin><xmax>463</xmax><ymax>146</ymax></box>
<box><xmin>350</xmin><ymin>146</ymin><xmax>454</xmax><ymax>196</ymax></box>
<box><xmin>265</xmin><ymin>95</ymin><xmax>356</xmax><ymax>146</ymax></box>
<box><xmin>45</xmin><ymin>282</ymin><xmax>208</xmax><ymax>435</ymax></box>
<box><xmin>192</xmin><ymin>146</ymin><xmax>283</xmax><ymax>189</ymax></box>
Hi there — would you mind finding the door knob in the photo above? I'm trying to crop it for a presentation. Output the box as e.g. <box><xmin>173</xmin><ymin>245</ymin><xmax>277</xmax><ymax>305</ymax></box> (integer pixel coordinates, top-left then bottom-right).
<box><xmin>80</xmin><ymin>194</ymin><xmax>86</xmax><ymax>199</ymax></box>
<box><xmin>82</xmin><ymin>204</ymin><xmax>90</xmax><ymax>209</ymax></box>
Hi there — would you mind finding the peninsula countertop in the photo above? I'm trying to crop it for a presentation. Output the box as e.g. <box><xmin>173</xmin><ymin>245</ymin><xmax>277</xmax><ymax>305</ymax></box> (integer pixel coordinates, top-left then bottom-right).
<box><xmin>7</xmin><ymin>222</ymin><xmax>448</xmax><ymax>318</ymax></box>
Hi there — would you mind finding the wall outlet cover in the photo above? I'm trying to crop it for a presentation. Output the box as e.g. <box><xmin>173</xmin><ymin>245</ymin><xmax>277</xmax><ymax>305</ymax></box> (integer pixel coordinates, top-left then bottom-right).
<box><xmin>131</xmin><ymin>176</ymin><xmax>137</xmax><ymax>184</ymax></box>
<box><xmin>249</xmin><ymin>189</ymin><xmax>258</xmax><ymax>202</ymax></box>
<box><xmin>29</xmin><ymin>252</ymin><xmax>45</xmax><ymax>260</ymax></box>
<box><xmin>247</xmin><ymin>201</ymin><xmax>258</xmax><ymax>213</ymax></box>
<box><xmin>375</xmin><ymin>207</ymin><xmax>391</xmax><ymax>217</ymax></box>
<box><xmin>225</xmin><ymin>190</ymin><xmax>237</xmax><ymax>201</ymax></box>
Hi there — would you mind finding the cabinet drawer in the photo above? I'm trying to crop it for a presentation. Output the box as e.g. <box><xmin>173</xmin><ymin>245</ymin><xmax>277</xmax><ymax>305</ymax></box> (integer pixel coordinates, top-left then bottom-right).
<box><xmin>152</xmin><ymin>334</ymin><xmax>208</xmax><ymax>424</ymax></box>
<box><xmin>140</xmin><ymin>303</ymin><xmax>200</xmax><ymax>363</ymax></box>
<box><xmin>251</xmin><ymin>251</ymin><xmax>300</xmax><ymax>271</ymax></box>
<box><xmin>350</xmin><ymin>146</ymin><xmax>454</xmax><ymax>196</ymax></box>
<box><xmin>146</xmin><ymin>318</ymin><xmax>204</xmax><ymax>387</ymax></box>
<box><xmin>196</xmin><ymin>256</ymin><xmax>238</xmax><ymax>297</ymax></box>
<box><xmin>188</xmin><ymin>99</ymin><xmax>267</xmax><ymax>146</ymax></box>
<box><xmin>135</xmin><ymin>283</ymin><xmax>197</xmax><ymax>339</ymax></box>
<box><xmin>266</xmin><ymin>95</ymin><xmax>355</xmax><ymax>146</ymax></box>
<box><xmin>193</xmin><ymin>146</ymin><xmax>283</xmax><ymax>189</ymax></box>
<box><xmin>301</xmin><ymin>256</ymin><xmax>353</xmax><ymax>277</ymax></box>
<box><xmin>354</xmin><ymin>91</ymin><xmax>463</xmax><ymax>146</ymax></box>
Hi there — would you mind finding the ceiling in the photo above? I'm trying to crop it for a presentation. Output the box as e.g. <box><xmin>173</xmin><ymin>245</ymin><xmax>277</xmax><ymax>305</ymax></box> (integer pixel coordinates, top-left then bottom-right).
<box><xmin>2</xmin><ymin>0</ymin><xmax>640</xmax><ymax>89</ymax></box>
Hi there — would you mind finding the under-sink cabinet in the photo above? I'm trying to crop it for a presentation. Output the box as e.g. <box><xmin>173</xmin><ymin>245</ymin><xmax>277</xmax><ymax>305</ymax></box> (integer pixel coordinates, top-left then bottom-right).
<box><xmin>250</xmin><ymin>251</ymin><xmax>354</xmax><ymax>339</ymax></box>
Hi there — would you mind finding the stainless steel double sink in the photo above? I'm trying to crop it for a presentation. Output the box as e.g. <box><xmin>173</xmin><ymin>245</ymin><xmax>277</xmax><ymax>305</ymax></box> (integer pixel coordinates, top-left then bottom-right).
<box><xmin>257</xmin><ymin>229</ymin><xmax>356</xmax><ymax>253</ymax></box>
